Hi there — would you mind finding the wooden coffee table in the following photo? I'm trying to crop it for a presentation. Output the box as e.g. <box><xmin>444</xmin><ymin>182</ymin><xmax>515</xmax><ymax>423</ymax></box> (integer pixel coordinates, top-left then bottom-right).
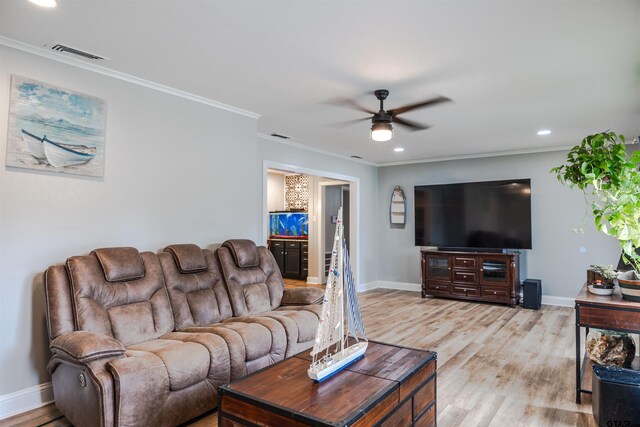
<box><xmin>218</xmin><ymin>340</ymin><xmax>437</xmax><ymax>427</ymax></box>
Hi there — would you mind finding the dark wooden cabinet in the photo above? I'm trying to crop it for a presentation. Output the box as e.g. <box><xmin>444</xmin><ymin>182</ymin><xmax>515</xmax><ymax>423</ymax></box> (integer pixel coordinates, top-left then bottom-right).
<box><xmin>268</xmin><ymin>239</ymin><xmax>308</xmax><ymax>280</ymax></box>
<box><xmin>421</xmin><ymin>250</ymin><xmax>520</xmax><ymax>307</ymax></box>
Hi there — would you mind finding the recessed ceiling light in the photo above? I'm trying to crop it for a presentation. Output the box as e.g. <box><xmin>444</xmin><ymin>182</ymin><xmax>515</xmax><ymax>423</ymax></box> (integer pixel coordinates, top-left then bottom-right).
<box><xmin>29</xmin><ymin>0</ymin><xmax>57</xmax><ymax>7</ymax></box>
<box><xmin>537</xmin><ymin>130</ymin><xmax>551</xmax><ymax>135</ymax></box>
<box><xmin>394</xmin><ymin>147</ymin><xmax>404</xmax><ymax>152</ymax></box>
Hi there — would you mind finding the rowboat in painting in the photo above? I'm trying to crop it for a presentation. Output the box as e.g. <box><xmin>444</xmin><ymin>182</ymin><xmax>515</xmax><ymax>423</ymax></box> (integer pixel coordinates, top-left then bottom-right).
<box><xmin>21</xmin><ymin>129</ymin><xmax>46</xmax><ymax>160</ymax></box>
<box><xmin>43</xmin><ymin>136</ymin><xmax>96</xmax><ymax>167</ymax></box>
<box><xmin>21</xmin><ymin>129</ymin><xmax>97</xmax><ymax>167</ymax></box>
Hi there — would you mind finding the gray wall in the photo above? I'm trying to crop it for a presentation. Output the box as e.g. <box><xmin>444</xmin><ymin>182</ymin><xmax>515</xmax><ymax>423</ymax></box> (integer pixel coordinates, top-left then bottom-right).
<box><xmin>0</xmin><ymin>46</ymin><xmax>259</xmax><ymax>396</ymax></box>
<box><xmin>266</xmin><ymin>172</ymin><xmax>285</xmax><ymax>211</ymax></box>
<box><xmin>377</xmin><ymin>151</ymin><xmax>621</xmax><ymax>298</ymax></box>
<box><xmin>257</xmin><ymin>137</ymin><xmax>379</xmax><ymax>285</ymax></box>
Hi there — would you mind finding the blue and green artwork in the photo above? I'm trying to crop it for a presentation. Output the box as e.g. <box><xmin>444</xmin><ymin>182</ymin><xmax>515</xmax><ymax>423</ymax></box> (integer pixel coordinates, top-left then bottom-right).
<box><xmin>6</xmin><ymin>75</ymin><xmax>107</xmax><ymax>177</ymax></box>
<box><xmin>270</xmin><ymin>212</ymin><xmax>309</xmax><ymax>237</ymax></box>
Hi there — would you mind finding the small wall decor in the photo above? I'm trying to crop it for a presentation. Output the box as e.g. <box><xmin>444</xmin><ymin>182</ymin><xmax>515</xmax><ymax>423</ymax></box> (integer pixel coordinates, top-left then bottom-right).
<box><xmin>285</xmin><ymin>174</ymin><xmax>309</xmax><ymax>210</ymax></box>
<box><xmin>6</xmin><ymin>75</ymin><xmax>107</xmax><ymax>177</ymax></box>
<box><xmin>390</xmin><ymin>185</ymin><xmax>406</xmax><ymax>225</ymax></box>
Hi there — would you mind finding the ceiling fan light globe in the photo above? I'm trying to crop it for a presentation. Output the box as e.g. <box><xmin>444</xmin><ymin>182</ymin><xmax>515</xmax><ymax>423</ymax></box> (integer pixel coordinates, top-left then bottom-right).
<box><xmin>371</xmin><ymin>123</ymin><xmax>393</xmax><ymax>142</ymax></box>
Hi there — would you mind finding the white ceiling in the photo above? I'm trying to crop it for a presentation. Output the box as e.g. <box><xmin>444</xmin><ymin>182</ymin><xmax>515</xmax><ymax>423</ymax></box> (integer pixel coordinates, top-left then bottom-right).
<box><xmin>1</xmin><ymin>0</ymin><xmax>639</xmax><ymax>165</ymax></box>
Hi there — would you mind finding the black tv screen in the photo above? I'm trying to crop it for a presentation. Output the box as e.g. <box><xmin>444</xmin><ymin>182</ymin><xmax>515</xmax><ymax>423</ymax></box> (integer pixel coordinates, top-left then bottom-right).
<box><xmin>414</xmin><ymin>179</ymin><xmax>532</xmax><ymax>250</ymax></box>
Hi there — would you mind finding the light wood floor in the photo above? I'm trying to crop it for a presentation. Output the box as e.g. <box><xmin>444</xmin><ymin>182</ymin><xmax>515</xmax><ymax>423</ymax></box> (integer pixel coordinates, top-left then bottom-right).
<box><xmin>0</xmin><ymin>289</ymin><xmax>595</xmax><ymax>427</ymax></box>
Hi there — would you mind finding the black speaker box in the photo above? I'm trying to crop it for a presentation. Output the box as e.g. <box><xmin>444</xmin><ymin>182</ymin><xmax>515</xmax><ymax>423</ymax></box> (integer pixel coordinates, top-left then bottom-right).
<box><xmin>592</xmin><ymin>364</ymin><xmax>640</xmax><ymax>427</ymax></box>
<box><xmin>522</xmin><ymin>279</ymin><xmax>542</xmax><ymax>310</ymax></box>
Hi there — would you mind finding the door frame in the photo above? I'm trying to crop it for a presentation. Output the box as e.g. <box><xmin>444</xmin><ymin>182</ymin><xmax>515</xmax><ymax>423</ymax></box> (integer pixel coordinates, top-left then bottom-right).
<box><xmin>262</xmin><ymin>160</ymin><xmax>360</xmax><ymax>285</ymax></box>
<box><xmin>319</xmin><ymin>180</ymin><xmax>350</xmax><ymax>284</ymax></box>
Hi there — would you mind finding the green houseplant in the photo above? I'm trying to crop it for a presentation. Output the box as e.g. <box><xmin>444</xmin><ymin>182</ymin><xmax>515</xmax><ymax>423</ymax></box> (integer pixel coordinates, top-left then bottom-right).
<box><xmin>551</xmin><ymin>131</ymin><xmax>640</xmax><ymax>300</ymax></box>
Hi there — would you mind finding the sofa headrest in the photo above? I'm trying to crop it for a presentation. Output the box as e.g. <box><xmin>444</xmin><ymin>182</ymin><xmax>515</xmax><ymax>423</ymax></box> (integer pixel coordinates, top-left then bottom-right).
<box><xmin>222</xmin><ymin>239</ymin><xmax>259</xmax><ymax>268</ymax></box>
<box><xmin>164</xmin><ymin>244</ymin><xmax>208</xmax><ymax>273</ymax></box>
<box><xmin>91</xmin><ymin>247</ymin><xmax>145</xmax><ymax>282</ymax></box>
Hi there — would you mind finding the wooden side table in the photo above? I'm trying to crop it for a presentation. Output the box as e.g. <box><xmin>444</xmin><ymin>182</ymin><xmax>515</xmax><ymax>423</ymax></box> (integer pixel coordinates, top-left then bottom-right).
<box><xmin>574</xmin><ymin>283</ymin><xmax>640</xmax><ymax>403</ymax></box>
<box><xmin>218</xmin><ymin>340</ymin><xmax>437</xmax><ymax>426</ymax></box>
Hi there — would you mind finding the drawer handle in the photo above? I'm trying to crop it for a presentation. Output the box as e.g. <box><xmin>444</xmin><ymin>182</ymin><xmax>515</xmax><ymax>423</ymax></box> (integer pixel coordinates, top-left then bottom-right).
<box><xmin>493</xmin><ymin>291</ymin><xmax>497</xmax><ymax>295</ymax></box>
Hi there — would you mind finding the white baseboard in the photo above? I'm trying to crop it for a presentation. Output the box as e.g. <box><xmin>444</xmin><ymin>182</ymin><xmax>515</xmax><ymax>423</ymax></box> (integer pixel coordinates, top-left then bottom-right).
<box><xmin>0</xmin><ymin>382</ymin><xmax>53</xmax><ymax>420</ymax></box>
<box><xmin>358</xmin><ymin>280</ymin><xmax>421</xmax><ymax>293</ymax></box>
<box><xmin>541</xmin><ymin>295</ymin><xmax>574</xmax><ymax>308</ymax></box>
<box><xmin>375</xmin><ymin>281</ymin><xmax>422</xmax><ymax>292</ymax></box>
<box><xmin>357</xmin><ymin>281</ymin><xmax>381</xmax><ymax>292</ymax></box>
<box><xmin>360</xmin><ymin>281</ymin><xmax>575</xmax><ymax>308</ymax></box>
<box><xmin>305</xmin><ymin>276</ymin><xmax>321</xmax><ymax>285</ymax></box>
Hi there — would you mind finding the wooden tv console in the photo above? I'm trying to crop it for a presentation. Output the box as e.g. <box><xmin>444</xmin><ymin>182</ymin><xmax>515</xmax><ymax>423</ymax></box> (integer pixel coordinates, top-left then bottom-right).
<box><xmin>421</xmin><ymin>250</ymin><xmax>520</xmax><ymax>307</ymax></box>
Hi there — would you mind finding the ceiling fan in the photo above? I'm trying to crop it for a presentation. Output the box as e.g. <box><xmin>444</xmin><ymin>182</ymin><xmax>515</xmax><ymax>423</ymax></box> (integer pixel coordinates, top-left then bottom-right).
<box><xmin>331</xmin><ymin>89</ymin><xmax>451</xmax><ymax>142</ymax></box>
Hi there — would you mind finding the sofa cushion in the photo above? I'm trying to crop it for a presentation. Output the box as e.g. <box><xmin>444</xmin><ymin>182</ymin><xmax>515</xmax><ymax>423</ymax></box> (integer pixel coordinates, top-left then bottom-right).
<box><xmin>127</xmin><ymin>339</ymin><xmax>210</xmax><ymax>391</ymax></box>
<box><xmin>217</xmin><ymin>244</ymin><xmax>284</xmax><ymax>316</ymax></box>
<box><xmin>164</xmin><ymin>244</ymin><xmax>208</xmax><ymax>273</ymax></box>
<box><xmin>159</xmin><ymin>245</ymin><xmax>234</xmax><ymax>329</ymax></box>
<box><xmin>182</xmin><ymin>317</ymin><xmax>286</xmax><ymax>378</ymax></box>
<box><xmin>222</xmin><ymin>239</ymin><xmax>259</xmax><ymax>268</ymax></box>
<box><xmin>93</xmin><ymin>247</ymin><xmax>145</xmax><ymax>282</ymax></box>
<box><xmin>281</xmin><ymin>287</ymin><xmax>324</xmax><ymax>306</ymax></box>
<box><xmin>67</xmin><ymin>250</ymin><xmax>174</xmax><ymax>346</ymax></box>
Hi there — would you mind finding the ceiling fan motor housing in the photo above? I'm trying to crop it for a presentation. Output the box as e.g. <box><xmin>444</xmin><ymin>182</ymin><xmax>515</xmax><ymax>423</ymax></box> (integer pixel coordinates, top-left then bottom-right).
<box><xmin>374</xmin><ymin>89</ymin><xmax>389</xmax><ymax>100</ymax></box>
<box><xmin>373</xmin><ymin>112</ymin><xmax>392</xmax><ymax>124</ymax></box>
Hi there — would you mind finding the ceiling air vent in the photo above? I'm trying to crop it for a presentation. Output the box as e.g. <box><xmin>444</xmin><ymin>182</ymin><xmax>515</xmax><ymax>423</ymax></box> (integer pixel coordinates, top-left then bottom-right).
<box><xmin>270</xmin><ymin>133</ymin><xmax>291</xmax><ymax>140</ymax></box>
<box><xmin>48</xmin><ymin>43</ymin><xmax>107</xmax><ymax>60</ymax></box>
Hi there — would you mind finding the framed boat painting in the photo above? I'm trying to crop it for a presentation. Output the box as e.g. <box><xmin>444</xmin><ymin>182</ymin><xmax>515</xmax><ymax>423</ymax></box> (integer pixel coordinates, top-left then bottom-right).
<box><xmin>6</xmin><ymin>75</ymin><xmax>107</xmax><ymax>177</ymax></box>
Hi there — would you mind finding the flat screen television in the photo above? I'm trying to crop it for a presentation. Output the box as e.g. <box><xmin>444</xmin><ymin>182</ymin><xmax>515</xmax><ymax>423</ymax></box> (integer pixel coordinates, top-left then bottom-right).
<box><xmin>414</xmin><ymin>179</ymin><xmax>532</xmax><ymax>250</ymax></box>
<box><xmin>269</xmin><ymin>211</ymin><xmax>309</xmax><ymax>238</ymax></box>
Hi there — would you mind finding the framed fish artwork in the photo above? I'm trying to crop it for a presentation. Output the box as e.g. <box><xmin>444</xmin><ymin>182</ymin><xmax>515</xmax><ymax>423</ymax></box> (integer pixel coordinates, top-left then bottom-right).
<box><xmin>5</xmin><ymin>75</ymin><xmax>107</xmax><ymax>177</ymax></box>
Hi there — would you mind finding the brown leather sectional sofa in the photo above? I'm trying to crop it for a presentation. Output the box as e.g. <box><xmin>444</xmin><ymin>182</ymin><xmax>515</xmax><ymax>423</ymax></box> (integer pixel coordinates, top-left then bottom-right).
<box><xmin>44</xmin><ymin>239</ymin><xmax>324</xmax><ymax>426</ymax></box>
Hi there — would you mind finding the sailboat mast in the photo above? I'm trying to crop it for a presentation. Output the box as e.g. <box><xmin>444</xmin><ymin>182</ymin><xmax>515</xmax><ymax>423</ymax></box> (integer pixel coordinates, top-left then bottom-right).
<box><xmin>338</xmin><ymin>208</ymin><xmax>345</xmax><ymax>353</ymax></box>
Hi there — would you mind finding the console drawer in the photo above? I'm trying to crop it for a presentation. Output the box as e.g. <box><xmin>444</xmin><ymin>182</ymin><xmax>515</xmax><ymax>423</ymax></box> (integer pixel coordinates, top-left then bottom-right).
<box><xmin>285</xmin><ymin>242</ymin><xmax>300</xmax><ymax>250</ymax></box>
<box><xmin>452</xmin><ymin>285</ymin><xmax>480</xmax><ymax>297</ymax></box>
<box><xmin>270</xmin><ymin>241</ymin><xmax>284</xmax><ymax>249</ymax></box>
<box><xmin>482</xmin><ymin>286</ymin><xmax>510</xmax><ymax>299</ymax></box>
<box><xmin>453</xmin><ymin>256</ymin><xmax>477</xmax><ymax>268</ymax></box>
<box><xmin>425</xmin><ymin>282</ymin><xmax>450</xmax><ymax>294</ymax></box>
<box><xmin>452</xmin><ymin>270</ymin><xmax>478</xmax><ymax>284</ymax></box>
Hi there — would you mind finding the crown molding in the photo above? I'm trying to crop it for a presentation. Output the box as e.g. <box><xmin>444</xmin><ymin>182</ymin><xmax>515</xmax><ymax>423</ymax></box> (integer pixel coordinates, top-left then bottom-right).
<box><xmin>0</xmin><ymin>36</ymin><xmax>261</xmax><ymax>120</ymax></box>
<box><xmin>259</xmin><ymin>130</ymin><xmax>573</xmax><ymax>168</ymax></box>
<box><xmin>377</xmin><ymin>145</ymin><xmax>574</xmax><ymax>167</ymax></box>
<box><xmin>257</xmin><ymin>133</ymin><xmax>378</xmax><ymax>167</ymax></box>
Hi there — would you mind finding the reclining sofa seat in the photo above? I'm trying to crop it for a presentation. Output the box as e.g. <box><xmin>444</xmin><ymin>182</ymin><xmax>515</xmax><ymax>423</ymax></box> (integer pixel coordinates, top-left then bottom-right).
<box><xmin>44</xmin><ymin>241</ymin><xmax>325</xmax><ymax>427</ymax></box>
<box><xmin>217</xmin><ymin>239</ymin><xmax>323</xmax><ymax>356</ymax></box>
<box><xmin>45</xmin><ymin>247</ymin><xmax>232</xmax><ymax>427</ymax></box>
<box><xmin>158</xmin><ymin>243</ymin><xmax>288</xmax><ymax>376</ymax></box>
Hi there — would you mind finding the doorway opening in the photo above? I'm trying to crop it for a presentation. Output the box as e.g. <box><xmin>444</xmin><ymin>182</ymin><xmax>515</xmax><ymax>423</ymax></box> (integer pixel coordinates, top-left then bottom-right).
<box><xmin>262</xmin><ymin>161</ymin><xmax>359</xmax><ymax>287</ymax></box>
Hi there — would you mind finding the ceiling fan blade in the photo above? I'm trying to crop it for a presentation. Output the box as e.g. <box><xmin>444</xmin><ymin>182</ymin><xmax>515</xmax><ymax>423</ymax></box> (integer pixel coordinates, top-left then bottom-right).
<box><xmin>387</xmin><ymin>96</ymin><xmax>452</xmax><ymax>115</ymax></box>
<box><xmin>325</xmin><ymin>97</ymin><xmax>376</xmax><ymax>115</ymax></box>
<box><xmin>392</xmin><ymin>116</ymin><xmax>430</xmax><ymax>131</ymax></box>
<box><xmin>327</xmin><ymin>117</ymin><xmax>372</xmax><ymax>128</ymax></box>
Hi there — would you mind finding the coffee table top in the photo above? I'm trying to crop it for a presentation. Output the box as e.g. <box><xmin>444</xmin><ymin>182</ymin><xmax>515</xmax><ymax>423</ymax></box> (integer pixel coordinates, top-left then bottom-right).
<box><xmin>219</xmin><ymin>340</ymin><xmax>435</xmax><ymax>426</ymax></box>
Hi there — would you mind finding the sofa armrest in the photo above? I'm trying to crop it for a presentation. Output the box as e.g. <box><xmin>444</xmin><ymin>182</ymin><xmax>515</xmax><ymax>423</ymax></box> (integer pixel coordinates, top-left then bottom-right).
<box><xmin>51</xmin><ymin>331</ymin><xmax>125</xmax><ymax>363</ymax></box>
<box><xmin>281</xmin><ymin>287</ymin><xmax>324</xmax><ymax>306</ymax></box>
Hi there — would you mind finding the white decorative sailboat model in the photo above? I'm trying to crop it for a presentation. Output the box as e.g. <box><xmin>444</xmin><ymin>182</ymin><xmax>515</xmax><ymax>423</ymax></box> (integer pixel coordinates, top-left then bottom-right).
<box><xmin>308</xmin><ymin>207</ymin><xmax>367</xmax><ymax>382</ymax></box>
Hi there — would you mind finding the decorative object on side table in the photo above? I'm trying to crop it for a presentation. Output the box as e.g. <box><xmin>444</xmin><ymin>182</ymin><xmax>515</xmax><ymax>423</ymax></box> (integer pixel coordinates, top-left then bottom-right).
<box><xmin>586</xmin><ymin>329</ymin><xmax>636</xmax><ymax>368</ymax></box>
<box><xmin>551</xmin><ymin>131</ymin><xmax>640</xmax><ymax>300</ymax></box>
<box><xmin>587</xmin><ymin>264</ymin><xmax>617</xmax><ymax>295</ymax></box>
